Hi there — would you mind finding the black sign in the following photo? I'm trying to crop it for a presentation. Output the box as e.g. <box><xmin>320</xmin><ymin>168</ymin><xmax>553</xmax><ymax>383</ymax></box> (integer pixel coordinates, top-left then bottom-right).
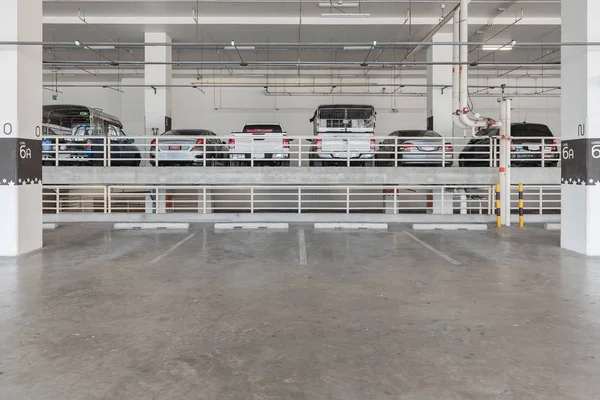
<box><xmin>165</xmin><ymin>116</ymin><xmax>172</xmax><ymax>132</ymax></box>
<box><xmin>426</xmin><ymin>116</ymin><xmax>434</xmax><ymax>131</ymax></box>
<box><xmin>0</xmin><ymin>138</ymin><xmax>42</xmax><ymax>186</ymax></box>
<box><xmin>561</xmin><ymin>138</ymin><xmax>600</xmax><ymax>185</ymax></box>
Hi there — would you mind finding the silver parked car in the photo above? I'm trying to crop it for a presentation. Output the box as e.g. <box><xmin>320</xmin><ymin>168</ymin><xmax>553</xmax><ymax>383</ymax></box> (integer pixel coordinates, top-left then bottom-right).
<box><xmin>150</xmin><ymin>129</ymin><xmax>229</xmax><ymax>166</ymax></box>
<box><xmin>377</xmin><ymin>130</ymin><xmax>453</xmax><ymax>167</ymax></box>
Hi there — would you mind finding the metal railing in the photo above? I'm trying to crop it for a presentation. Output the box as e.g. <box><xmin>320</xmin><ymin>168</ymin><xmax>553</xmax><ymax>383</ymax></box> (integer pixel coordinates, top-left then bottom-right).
<box><xmin>42</xmin><ymin>184</ymin><xmax>498</xmax><ymax>215</ymax></box>
<box><xmin>510</xmin><ymin>185</ymin><xmax>560</xmax><ymax>215</ymax></box>
<box><xmin>40</xmin><ymin>135</ymin><xmax>562</xmax><ymax>168</ymax></box>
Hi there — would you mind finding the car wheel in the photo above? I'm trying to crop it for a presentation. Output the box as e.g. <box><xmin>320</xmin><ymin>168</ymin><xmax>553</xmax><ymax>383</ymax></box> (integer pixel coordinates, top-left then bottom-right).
<box><xmin>132</xmin><ymin>154</ymin><xmax>141</xmax><ymax>167</ymax></box>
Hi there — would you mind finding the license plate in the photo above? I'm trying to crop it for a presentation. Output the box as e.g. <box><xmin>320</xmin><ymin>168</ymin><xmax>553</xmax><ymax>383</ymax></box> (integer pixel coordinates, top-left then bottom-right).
<box><xmin>333</xmin><ymin>152</ymin><xmax>360</xmax><ymax>158</ymax></box>
<box><xmin>169</xmin><ymin>145</ymin><xmax>181</xmax><ymax>150</ymax></box>
<box><xmin>528</xmin><ymin>145</ymin><xmax>540</xmax><ymax>151</ymax></box>
<box><xmin>421</xmin><ymin>146</ymin><xmax>437</xmax><ymax>151</ymax></box>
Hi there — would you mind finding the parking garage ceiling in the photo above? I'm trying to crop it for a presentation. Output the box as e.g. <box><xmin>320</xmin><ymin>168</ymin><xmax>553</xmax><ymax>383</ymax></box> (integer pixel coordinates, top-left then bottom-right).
<box><xmin>41</xmin><ymin>0</ymin><xmax>561</xmax><ymax>69</ymax></box>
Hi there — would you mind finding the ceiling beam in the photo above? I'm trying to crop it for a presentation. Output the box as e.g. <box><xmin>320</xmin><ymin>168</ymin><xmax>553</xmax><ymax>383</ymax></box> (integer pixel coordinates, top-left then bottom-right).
<box><xmin>43</xmin><ymin>16</ymin><xmax>561</xmax><ymax>26</ymax></box>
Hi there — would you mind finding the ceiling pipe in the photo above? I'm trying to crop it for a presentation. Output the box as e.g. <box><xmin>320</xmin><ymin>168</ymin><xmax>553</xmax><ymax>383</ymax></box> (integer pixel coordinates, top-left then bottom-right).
<box><xmin>452</xmin><ymin>7</ymin><xmax>461</xmax><ymax>129</ymax></box>
<box><xmin>455</xmin><ymin>0</ymin><xmax>491</xmax><ymax>129</ymax></box>
<box><xmin>41</xmin><ymin>83</ymin><xmax>560</xmax><ymax>89</ymax></box>
<box><xmin>393</xmin><ymin>3</ymin><xmax>460</xmax><ymax>81</ymax></box>
<box><xmin>1</xmin><ymin>40</ymin><xmax>593</xmax><ymax>48</ymax></box>
<box><xmin>42</xmin><ymin>60</ymin><xmax>559</xmax><ymax>67</ymax></box>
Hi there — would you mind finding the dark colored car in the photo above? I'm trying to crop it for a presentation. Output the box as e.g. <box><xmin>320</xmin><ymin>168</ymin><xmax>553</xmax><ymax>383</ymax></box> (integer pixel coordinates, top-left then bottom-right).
<box><xmin>42</xmin><ymin>125</ymin><xmax>141</xmax><ymax>166</ymax></box>
<box><xmin>63</xmin><ymin>125</ymin><xmax>142</xmax><ymax>166</ymax></box>
<box><xmin>150</xmin><ymin>129</ymin><xmax>229</xmax><ymax>166</ymax></box>
<box><xmin>42</xmin><ymin>126</ymin><xmax>65</xmax><ymax>166</ymax></box>
<box><xmin>458</xmin><ymin>123</ymin><xmax>559</xmax><ymax>167</ymax></box>
<box><xmin>376</xmin><ymin>130</ymin><xmax>453</xmax><ymax>167</ymax></box>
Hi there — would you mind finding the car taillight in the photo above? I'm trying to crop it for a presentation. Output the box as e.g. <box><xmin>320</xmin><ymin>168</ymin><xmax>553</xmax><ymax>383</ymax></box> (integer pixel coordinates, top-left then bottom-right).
<box><xmin>193</xmin><ymin>138</ymin><xmax>205</xmax><ymax>150</ymax></box>
<box><xmin>510</xmin><ymin>140</ymin><xmax>515</xmax><ymax>152</ymax></box>
<box><xmin>370</xmin><ymin>138</ymin><xmax>376</xmax><ymax>152</ymax></box>
<box><xmin>551</xmin><ymin>139</ymin><xmax>557</xmax><ymax>152</ymax></box>
<box><xmin>150</xmin><ymin>139</ymin><xmax>157</xmax><ymax>158</ymax></box>
<box><xmin>316</xmin><ymin>138</ymin><xmax>322</xmax><ymax>151</ymax></box>
<box><xmin>283</xmin><ymin>138</ymin><xmax>290</xmax><ymax>149</ymax></box>
<box><xmin>444</xmin><ymin>141</ymin><xmax>453</xmax><ymax>151</ymax></box>
<box><xmin>228</xmin><ymin>138</ymin><xmax>235</xmax><ymax>149</ymax></box>
<box><xmin>403</xmin><ymin>141</ymin><xmax>416</xmax><ymax>151</ymax></box>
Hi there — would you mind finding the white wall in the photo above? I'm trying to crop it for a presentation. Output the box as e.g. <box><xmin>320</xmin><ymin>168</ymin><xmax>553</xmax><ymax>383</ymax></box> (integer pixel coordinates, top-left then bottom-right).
<box><xmin>43</xmin><ymin>84</ymin><xmax>123</xmax><ymax>118</ymax></box>
<box><xmin>43</xmin><ymin>76</ymin><xmax>562</xmax><ymax>138</ymax></box>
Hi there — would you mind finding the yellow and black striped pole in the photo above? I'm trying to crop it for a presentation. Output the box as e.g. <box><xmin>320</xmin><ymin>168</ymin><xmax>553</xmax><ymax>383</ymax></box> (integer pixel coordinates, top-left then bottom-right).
<box><xmin>495</xmin><ymin>184</ymin><xmax>501</xmax><ymax>228</ymax></box>
<box><xmin>518</xmin><ymin>183</ymin><xmax>524</xmax><ymax>228</ymax></box>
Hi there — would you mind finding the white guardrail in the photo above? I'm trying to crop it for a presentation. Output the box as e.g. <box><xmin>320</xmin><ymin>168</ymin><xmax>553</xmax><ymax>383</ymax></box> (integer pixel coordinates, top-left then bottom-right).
<box><xmin>41</xmin><ymin>135</ymin><xmax>561</xmax><ymax>168</ymax></box>
<box><xmin>41</xmin><ymin>184</ymin><xmax>561</xmax><ymax>216</ymax></box>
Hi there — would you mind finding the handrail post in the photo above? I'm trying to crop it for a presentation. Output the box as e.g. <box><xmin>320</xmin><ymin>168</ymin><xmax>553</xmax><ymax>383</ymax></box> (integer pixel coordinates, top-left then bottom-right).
<box><xmin>541</xmin><ymin>138</ymin><xmax>546</xmax><ymax>167</ymax></box>
<box><xmin>442</xmin><ymin>139</ymin><xmax>446</xmax><ymax>167</ymax></box>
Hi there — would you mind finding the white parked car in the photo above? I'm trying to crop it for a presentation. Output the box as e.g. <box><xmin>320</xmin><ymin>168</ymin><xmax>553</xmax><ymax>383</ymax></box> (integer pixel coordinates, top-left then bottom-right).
<box><xmin>228</xmin><ymin>123</ymin><xmax>290</xmax><ymax>166</ymax></box>
<box><xmin>309</xmin><ymin>104</ymin><xmax>376</xmax><ymax>166</ymax></box>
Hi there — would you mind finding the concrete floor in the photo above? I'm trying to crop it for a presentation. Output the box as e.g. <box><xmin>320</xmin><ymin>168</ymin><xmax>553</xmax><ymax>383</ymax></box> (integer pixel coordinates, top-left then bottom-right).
<box><xmin>1</xmin><ymin>225</ymin><xmax>600</xmax><ymax>399</ymax></box>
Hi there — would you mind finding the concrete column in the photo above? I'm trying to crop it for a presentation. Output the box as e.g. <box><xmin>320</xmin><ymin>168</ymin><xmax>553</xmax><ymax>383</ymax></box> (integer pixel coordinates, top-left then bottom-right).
<box><xmin>426</xmin><ymin>32</ymin><xmax>454</xmax><ymax>136</ymax></box>
<box><xmin>0</xmin><ymin>0</ymin><xmax>43</xmax><ymax>256</ymax></box>
<box><xmin>144</xmin><ymin>32</ymin><xmax>172</xmax><ymax>136</ymax></box>
<box><xmin>561</xmin><ymin>0</ymin><xmax>600</xmax><ymax>255</ymax></box>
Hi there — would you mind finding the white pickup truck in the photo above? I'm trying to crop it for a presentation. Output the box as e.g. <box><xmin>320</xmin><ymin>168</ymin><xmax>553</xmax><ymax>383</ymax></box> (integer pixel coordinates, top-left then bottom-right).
<box><xmin>309</xmin><ymin>105</ymin><xmax>376</xmax><ymax>166</ymax></box>
<box><xmin>228</xmin><ymin>123</ymin><xmax>290</xmax><ymax>166</ymax></box>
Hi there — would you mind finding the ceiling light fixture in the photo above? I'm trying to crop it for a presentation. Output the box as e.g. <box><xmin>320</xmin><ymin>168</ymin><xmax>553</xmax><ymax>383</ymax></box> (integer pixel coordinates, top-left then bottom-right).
<box><xmin>481</xmin><ymin>45</ymin><xmax>513</xmax><ymax>51</ymax></box>
<box><xmin>224</xmin><ymin>46</ymin><xmax>256</xmax><ymax>51</ymax></box>
<box><xmin>318</xmin><ymin>2</ymin><xmax>359</xmax><ymax>7</ymax></box>
<box><xmin>321</xmin><ymin>13</ymin><xmax>370</xmax><ymax>18</ymax></box>
<box><xmin>343</xmin><ymin>46</ymin><xmax>372</xmax><ymax>50</ymax></box>
<box><xmin>87</xmin><ymin>46</ymin><xmax>115</xmax><ymax>50</ymax></box>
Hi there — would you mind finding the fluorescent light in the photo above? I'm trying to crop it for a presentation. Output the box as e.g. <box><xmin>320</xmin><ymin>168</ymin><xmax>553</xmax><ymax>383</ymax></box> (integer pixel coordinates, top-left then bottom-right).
<box><xmin>343</xmin><ymin>41</ymin><xmax>376</xmax><ymax>51</ymax></box>
<box><xmin>88</xmin><ymin>46</ymin><xmax>115</xmax><ymax>50</ymax></box>
<box><xmin>321</xmin><ymin>13</ymin><xmax>370</xmax><ymax>18</ymax></box>
<box><xmin>343</xmin><ymin>46</ymin><xmax>372</xmax><ymax>50</ymax></box>
<box><xmin>224</xmin><ymin>46</ymin><xmax>255</xmax><ymax>51</ymax></box>
<box><xmin>318</xmin><ymin>2</ymin><xmax>359</xmax><ymax>7</ymax></box>
<box><xmin>481</xmin><ymin>45</ymin><xmax>513</xmax><ymax>51</ymax></box>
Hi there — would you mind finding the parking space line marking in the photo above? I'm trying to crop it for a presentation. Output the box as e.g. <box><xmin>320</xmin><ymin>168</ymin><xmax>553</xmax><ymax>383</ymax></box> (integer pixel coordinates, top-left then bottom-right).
<box><xmin>299</xmin><ymin>229</ymin><xmax>308</xmax><ymax>265</ymax></box>
<box><xmin>150</xmin><ymin>233</ymin><xmax>197</xmax><ymax>264</ymax></box>
<box><xmin>403</xmin><ymin>231</ymin><xmax>461</xmax><ymax>266</ymax></box>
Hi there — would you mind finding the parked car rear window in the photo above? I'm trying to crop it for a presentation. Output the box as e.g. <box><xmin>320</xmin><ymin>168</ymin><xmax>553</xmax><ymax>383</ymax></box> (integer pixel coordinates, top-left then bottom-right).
<box><xmin>164</xmin><ymin>130</ymin><xmax>215</xmax><ymax>136</ymax></box>
<box><xmin>476</xmin><ymin>125</ymin><xmax>553</xmax><ymax>138</ymax></box>
<box><xmin>512</xmin><ymin>124</ymin><xmax>553</xmax><ymax>137</ymax></box>
<box><xmin>243</xmin><ymin>124</ymin><xmax>283</xmax><ymax>133</ymax></box>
